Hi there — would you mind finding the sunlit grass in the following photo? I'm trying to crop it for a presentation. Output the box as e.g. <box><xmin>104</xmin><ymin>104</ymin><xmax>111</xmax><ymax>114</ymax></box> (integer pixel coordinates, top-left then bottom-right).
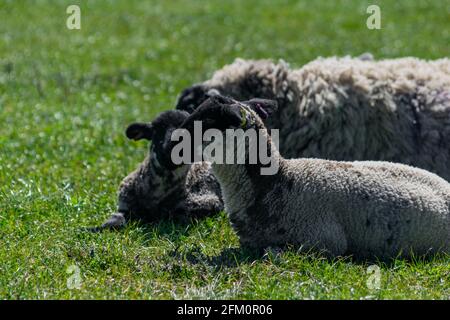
<box><xmin>0</xmin><ymin>0</ymin><xmax>449</xmax><ymax>299</ymax></box>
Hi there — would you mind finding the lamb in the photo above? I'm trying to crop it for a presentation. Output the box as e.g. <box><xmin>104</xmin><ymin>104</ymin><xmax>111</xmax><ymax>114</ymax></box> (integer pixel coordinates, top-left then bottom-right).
<box><xmin>91</xmin><ymin>110</ymin><xmax>223</xmax><ymax>231</ymax></box>
<box><xmin>176</xmin><ymin>56</ymin><xmax>450</xmax><ymax>181</ymax></box>
<box><xmin>168</xmin><ymin>95</ymin><xmax>450</xmax><ymax>260</ymax></box>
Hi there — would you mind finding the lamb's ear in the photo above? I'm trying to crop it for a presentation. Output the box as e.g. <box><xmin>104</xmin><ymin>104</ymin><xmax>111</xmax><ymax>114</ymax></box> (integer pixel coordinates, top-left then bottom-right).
<box><xmin>125</xmin><ymin>122</ymin><xmax>153</xmax><ymax>141</ymax></box>
<box><xmin>246</xmin><ymin>98</ymin><xmax>278</xmax><ymax>120</ymax></box>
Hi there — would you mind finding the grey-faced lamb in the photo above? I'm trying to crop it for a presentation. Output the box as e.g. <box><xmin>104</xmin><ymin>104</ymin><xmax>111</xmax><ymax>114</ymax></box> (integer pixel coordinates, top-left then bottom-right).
<box><xmin>169</xmin><ymin>95</ymin><xmax>450</xmax><ymax>260</ymax></box>
<box><xmin>176</xmin><ymin>56</ymin><xmax>450</xmax><ymax>181</ymax></box>
<box><xmin>91</xmin><ymin>110</ymin><xmax>223</xmax><ymax>231</ymax></box>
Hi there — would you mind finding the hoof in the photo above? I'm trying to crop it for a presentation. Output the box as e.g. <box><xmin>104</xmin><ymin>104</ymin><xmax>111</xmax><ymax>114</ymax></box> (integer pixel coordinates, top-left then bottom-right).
<box><xmin>84</xmin><ymin>212</ymin><xmax>127</xmax><ymax>232</ymax></box>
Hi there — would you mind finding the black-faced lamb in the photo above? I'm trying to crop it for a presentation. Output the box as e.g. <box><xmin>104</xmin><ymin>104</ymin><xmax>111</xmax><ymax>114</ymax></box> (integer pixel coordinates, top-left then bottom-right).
<box><xmin>169</xmin><ymin>95</ymin><xmax>450</xmax><ymax>260</ymax></box>
<box><xmin>91</xmin><ymin>110</ymin><xmax>223</xmax><ymax>231</ymax></box>
<box><xmin>176</xmin><ymin>56</ymin><xmax>450</xmax><ymax>181</ymax></box>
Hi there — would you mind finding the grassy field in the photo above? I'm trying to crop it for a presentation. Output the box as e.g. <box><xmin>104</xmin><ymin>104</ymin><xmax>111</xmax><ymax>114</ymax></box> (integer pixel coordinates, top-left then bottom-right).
<box><xmin>0</xmin><ymin>0</ymin><xmax>449</xmax><ymax>299</ymax></box>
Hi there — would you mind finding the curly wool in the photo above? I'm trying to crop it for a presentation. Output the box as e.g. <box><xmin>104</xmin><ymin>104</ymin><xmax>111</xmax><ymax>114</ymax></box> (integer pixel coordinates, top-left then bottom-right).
<box><xmin>178</xmin><ymin>56</ymin><xmax>450</xmax><ymax>180</ymax></box>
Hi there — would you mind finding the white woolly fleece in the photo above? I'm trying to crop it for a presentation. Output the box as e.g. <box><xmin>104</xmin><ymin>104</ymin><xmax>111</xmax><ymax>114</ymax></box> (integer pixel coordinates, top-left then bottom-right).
<box><xmin>200</xmin><ymin>56</ymin><xmax>450</xmax><ymax>181</ymax></box>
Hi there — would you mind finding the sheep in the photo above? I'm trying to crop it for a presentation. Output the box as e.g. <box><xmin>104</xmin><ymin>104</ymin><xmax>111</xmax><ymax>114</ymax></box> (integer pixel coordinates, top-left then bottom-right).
<box><xmin>94</xmin><ymin>56</ymin><xmax>450</xmax><ymax>229</ymax></box>
<box><xmin>90</xmin><ymin>110</ymin><xmax>223</xmax><ymax>231</ymax></box>
<box><xmin>176</xmin><ymin>56</ymin><xmax>450</xmax><ymax>181</ymax></box>
<box><xmin>168</xmin><ymin>94</ymin><xmax>450</xmax><ymax>260</ymax></box>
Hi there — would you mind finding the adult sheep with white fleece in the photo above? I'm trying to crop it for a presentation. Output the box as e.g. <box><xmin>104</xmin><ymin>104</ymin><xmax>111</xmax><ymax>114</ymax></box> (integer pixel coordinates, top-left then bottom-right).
<box><xmin>176</xmin><ymin>56</ymin><xmax>450</xmax><ymax>180</ymax></box>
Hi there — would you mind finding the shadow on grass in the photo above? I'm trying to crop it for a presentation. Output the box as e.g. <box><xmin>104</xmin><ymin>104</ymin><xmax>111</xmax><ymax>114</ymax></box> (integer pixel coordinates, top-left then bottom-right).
<box><xmin>82</xmin><ymin>217</ymin><xmax>450</xmax><ymax>269</ymax></box>
<box><xmin>181</xmin><ymin>247</ymin><xmax>262</xmax><ymax>268</ymax></box>
<box><xmin>136</xmin><ymin>218</ymin><xmax>264</xmax><ymax>268</ymax></box>
<box><xmin>173</xmin><ymin>242</ymin><xmax>450</xmax><ymax>269</ymax></box>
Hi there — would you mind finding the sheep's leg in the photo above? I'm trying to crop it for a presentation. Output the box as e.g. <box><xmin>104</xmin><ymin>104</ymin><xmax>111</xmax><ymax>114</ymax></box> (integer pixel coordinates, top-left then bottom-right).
<box><xmin>95</xmin><ymin>212</ymin><xmax>127</xmax><ymax>231</ymax></box>
<box><xmin>87</xmin><ymin>182</ymin><xmax>134</xmax><ymax>232</ymax></box>
<box><xmin>286</xmin><ymin>218</ymin><xmax>348</xmax><ymax>258</ymax></box>
<box><xmin>85</xmin><ymin>209</ymin><xmax>128</xmax><ymax>232</ymax></box>
<box><xmin>176</xmin><ymin>194</ymin><xmax>224</xmax><ymax>220</ymax></box>
<box><xmin>313</xmin><ymin>219</ymin><xmax>348</xmax><ymax>258</ymax></box>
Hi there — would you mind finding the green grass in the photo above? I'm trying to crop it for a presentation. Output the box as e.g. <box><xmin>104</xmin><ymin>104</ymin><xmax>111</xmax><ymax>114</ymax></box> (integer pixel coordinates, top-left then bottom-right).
<box><xmin>0</xmin><ymin>0</ymin><xmax>449</xmax><ymax>299</ymax></box>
